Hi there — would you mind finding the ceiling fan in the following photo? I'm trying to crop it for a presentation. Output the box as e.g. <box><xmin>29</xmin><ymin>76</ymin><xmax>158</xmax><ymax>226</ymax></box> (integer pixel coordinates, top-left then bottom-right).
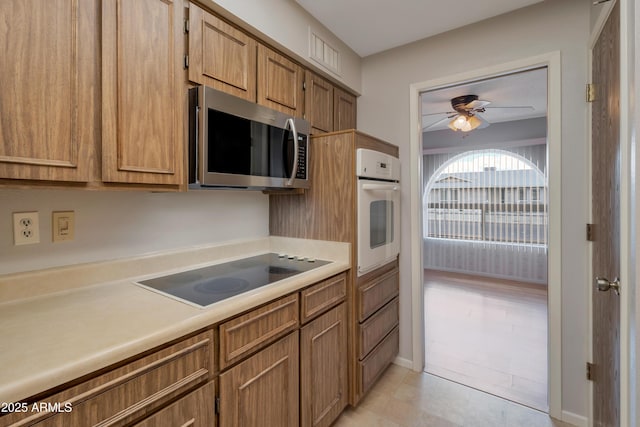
<box><xmin>423</xmin><ymin>94</ymin><xmax>534</xmax><ymax>132</ymax></box>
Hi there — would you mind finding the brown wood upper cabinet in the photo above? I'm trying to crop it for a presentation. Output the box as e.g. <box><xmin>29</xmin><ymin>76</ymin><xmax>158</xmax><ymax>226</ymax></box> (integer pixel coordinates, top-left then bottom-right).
<box><xmin>304</xmin><ymin>71</ymin><xmax>334</xmax><ymax>134</ymax></box>
<box><xmin>257</xmin><ymin>44</ymin><xmax>305</xmax><ymax>117</ymax></box>
<box><xmin>102</xmin><ymin>0</ymin><xmax>184</xmax><ymax>185</ymax></box>
<box><xmin>304</xmin><ymin>72</ymin><xmax>358</xmax><ymax>134</ymax></box>
<box><xmin>188</xmin><ymin>3</ymin><xmax>257</xmax><ymax>102</ymax></box>
<box><xmin>334</xmin><ymin>87</ymin><xmax>357</xmax><ymax>131</ymax></box>
<box><xmin>0</xmin><ymin>0</ymin><xmax>98</xmax><ymax>182</ymax></box>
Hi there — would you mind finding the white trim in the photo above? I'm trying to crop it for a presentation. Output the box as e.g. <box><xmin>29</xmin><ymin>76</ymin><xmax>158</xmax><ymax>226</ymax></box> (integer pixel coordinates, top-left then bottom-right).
<box><xmin>409</xmin><ymin>51</ymin><xmax>562</xmax><ymax>420</ymax></box>
<box><xmin>392</xmin><ymin>356</ymin><xmax>413</xmax><ymax>369</ymax></box>
<box><xmin>561</xmin><ymin>410</ymin><xmax>589</xmax><ymax>427</ymax></box>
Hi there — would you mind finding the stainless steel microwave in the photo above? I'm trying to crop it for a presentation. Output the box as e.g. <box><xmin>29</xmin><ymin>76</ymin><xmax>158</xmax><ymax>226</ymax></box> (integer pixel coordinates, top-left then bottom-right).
<box><xmin>188</xmin><ymin>86</ymin><xmax>310</xmax><ymax>189</ymax></box>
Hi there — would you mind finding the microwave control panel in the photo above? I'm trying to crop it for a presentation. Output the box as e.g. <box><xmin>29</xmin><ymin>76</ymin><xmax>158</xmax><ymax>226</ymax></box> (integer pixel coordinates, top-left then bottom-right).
<box><xmin>296</xmin><ymin>137</ymin><xmax>307</xmax><ymax>179</ymax></box>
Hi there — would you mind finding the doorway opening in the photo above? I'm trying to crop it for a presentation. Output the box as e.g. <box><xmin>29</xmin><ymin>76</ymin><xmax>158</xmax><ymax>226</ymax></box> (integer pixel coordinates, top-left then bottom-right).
<box><xmin>420</xmin><ymin>67</ymin><xmax>549</xmax><ymax>412</ymax></box>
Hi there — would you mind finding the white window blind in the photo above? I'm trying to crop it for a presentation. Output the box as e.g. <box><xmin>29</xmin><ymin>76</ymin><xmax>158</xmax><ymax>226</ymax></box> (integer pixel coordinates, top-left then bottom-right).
<box><xmin>424</xmin><ymin>148</ymin><xmax>548</xmax><ymax>247</ymax></box>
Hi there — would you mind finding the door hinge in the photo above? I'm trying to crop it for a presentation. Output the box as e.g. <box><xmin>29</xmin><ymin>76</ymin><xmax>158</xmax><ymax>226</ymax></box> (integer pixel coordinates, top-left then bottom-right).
<box><xmin>303</xmin><ymin>81</ymin><xmax>306</xmax><ymax>91</ymax></box>
<box><xmin>215</xmin><ymin>396</ymin><xmax>220</xmax><ymax>414</ymax></box>
<box><xmin>184</xmin><ymin>19</ymin><xmax>189</xmax><ymax>34</ymax></box>
<box><xmin>587</xmin><ymin>362</ymin><xmax>595</xmax><ymax>381</ymax></box>
<box><xmin>587</xmin><ymin>223</ymin><xmax>596</xmax><ymax>241</ymax></box>
<box><xmin>586</xmin><ymin>83</ymin><xmax>596</xmax><ymax>102</ymax></box>
<box><xmin>184</xmin><ymin>55</ymin><xmax>189</xmax><ymax>69</ymax></box>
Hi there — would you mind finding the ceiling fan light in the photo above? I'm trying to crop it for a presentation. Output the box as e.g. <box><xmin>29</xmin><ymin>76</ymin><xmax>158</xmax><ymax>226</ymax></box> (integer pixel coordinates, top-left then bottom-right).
<box><xmin>466</xmin><ymin>115</ymin><xmax>482</xmax><ymax>131</ymax></box>
<box><xmin>448</xmin><ymin>115</ymin><xmax>467</xmax><ymax>131</ymax></box>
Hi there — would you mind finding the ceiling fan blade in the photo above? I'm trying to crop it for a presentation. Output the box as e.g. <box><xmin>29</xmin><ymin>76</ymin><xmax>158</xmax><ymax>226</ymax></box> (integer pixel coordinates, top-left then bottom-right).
<box><xmin>465</xmin><ymin>100</ymin><xmax>491</xmax><ymax>109</ymax></box>
<box><xmin>422</xmin><ymin>110</ymin><xmax>456</xmax><ymax>117</ymax></box>
<box><xmin>423</xmin><ymin>115</ymin><xmax>451</xmax><ymax>130</ymax></box>
<box><xmin>476</xmin><ymin>114</ymin><xmax>491</xmax><ymax>129</ymax></box>
<box><xmin>484</xmin><ymin>105</ymin><xmax>535</xmax><ymax>111</ymax></box>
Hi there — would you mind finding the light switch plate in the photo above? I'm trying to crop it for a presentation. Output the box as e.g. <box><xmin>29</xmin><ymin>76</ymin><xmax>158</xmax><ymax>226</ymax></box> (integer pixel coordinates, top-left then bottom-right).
<box><xmin>52</xmin><ymin>211</ymin><xmax>75</xmax><ymax>242</ymax></box>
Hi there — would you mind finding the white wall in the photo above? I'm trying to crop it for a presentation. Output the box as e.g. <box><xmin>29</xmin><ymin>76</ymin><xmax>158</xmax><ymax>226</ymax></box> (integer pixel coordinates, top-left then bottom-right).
<box><xmin>201</xmin><ymin>0</ymin><xmax>362</xmax><ymax>93</ymax></box>
<box><xmin>0</xmin><ymin>189</ymin><xmax>268</xmax><ymax>275</ymax></box>
<box><xmin>359</xmin><ymin>0</ymin><xmax>590</xmax><ymax>419</ymax></box>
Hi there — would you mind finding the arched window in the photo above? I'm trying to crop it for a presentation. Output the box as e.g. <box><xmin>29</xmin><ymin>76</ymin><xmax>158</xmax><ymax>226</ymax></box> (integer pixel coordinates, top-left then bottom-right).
<box><xmin>423</xmin><ymin>149</ymin><xmax>547</xmax><ymax>246</ymax></box>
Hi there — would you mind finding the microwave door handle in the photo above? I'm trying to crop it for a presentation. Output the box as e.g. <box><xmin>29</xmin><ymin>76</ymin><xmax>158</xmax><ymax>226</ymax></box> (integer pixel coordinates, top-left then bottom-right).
<box><xmin>361</xmin><ymin>183</ymin><xmax>399</xmax><ymax>191</ymax></box>
<box><xmin>285</xmin><ymin>118</ymin><xmax>298</xmax><ymax>186</ymax></box>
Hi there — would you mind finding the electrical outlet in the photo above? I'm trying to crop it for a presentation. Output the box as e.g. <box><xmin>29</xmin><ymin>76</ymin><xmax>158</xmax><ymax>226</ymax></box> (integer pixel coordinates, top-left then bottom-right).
<box><xmin>52</xmin><ymin>211</ymin><xmax>75</xmax><ymax>242</ymax></box>
<box><xmin>13</xmin><ymin>212</ymin><xmax>40</xmax><ymax>245</ymax></box>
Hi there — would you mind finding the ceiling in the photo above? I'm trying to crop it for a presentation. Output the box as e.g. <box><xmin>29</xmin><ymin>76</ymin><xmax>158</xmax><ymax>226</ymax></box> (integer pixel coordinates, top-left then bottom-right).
<box><xmin>421</xmin><ymin>67</ymin><xmax>548</xmax><ymax>133</ymax></box>
<box><xmin>294</xmin><ymin>0</ymin><xmax>544</xmax><ymax>57</ymax></box>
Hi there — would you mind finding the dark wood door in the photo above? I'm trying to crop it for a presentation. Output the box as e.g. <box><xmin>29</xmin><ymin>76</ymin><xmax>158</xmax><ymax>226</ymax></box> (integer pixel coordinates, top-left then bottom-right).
<box><xmin>591</xmin><ymin>2</ymin><xmax>620</xmax><ymax>426</ymax></box>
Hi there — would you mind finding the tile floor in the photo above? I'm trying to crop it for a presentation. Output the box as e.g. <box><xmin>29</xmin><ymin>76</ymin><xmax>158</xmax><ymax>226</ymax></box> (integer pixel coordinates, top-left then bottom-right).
<box><xmin>424</xmin><ymin>270</ymin><xmax>548</xmax><ymax>411</ymax></box>
<box><xmin>333</xmin><ymin>365</ymin><xmax>574</xmax><ymax>427</ymax></box>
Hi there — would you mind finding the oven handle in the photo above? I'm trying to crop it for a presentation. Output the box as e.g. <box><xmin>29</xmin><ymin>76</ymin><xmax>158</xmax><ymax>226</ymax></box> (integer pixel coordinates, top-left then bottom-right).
<box><xmin>362</xmin><ymin>182</ymin><xmax>399</xmax><ymax>191</ymax></box>
<box><xmin>285</xmin><ymin>118</ymin><xmax>298</xmax><ymax>186</ymax></box>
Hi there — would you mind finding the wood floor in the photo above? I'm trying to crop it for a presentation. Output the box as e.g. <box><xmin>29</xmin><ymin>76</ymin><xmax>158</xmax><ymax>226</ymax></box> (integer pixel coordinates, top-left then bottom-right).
<box><xmin>334</xmin><ymin>365</ymin><xmax>572</xmax><ymax>427</ymax></box>
<box><xmin>424</xmin><ymin>269</ymin><xmax>548</xmax><ymax>412</ymax></box>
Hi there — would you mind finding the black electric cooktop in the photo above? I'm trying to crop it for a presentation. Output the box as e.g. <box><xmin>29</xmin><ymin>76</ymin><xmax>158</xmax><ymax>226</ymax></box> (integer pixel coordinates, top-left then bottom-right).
<box><xmin>136</xmin><ymin>253</ymin><xmax>330</xmax><ymax>308</ymax></box>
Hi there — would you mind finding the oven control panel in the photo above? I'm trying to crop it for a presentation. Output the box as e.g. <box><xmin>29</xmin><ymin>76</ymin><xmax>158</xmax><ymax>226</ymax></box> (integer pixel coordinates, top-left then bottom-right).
<box><xmin>356</xmin><ymin>148</ymin><xmax>400</xmax><ymax>181</ymax></box>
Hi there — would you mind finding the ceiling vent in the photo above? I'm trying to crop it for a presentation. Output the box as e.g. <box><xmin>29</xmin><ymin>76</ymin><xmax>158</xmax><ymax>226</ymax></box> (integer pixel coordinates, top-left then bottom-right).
<box><xmin>309</xmin><ymin>30</ymin><xmax>341</xmax><ymax>76</ymax></box>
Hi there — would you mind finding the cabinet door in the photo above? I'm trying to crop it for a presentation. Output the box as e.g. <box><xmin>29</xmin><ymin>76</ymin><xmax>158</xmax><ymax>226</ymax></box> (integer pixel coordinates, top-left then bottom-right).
<box><xmin>188</xmin><ymin>4</ymin><xmax>257</xmax><ymax>102</ymax></box>
<box><xmin>333</xmin><ymin>87</ymin><xmax>357</xmax><ymax>131</ymax></box>
<box><xmin>300</xmin><ymin>303</ymin><xmax>348</xmax><ymax>427</ymax></box>
<box><xmin>0</xmin><ymin>0</ymin><xmax>98</xmax><ymax>182</ymax></box>
<box><xmin>219</xmin><ymin>332</ymin><xmax>299</xmax><ymax>427</ymax></box>
<box><xmin>134</xmin><ymin>382</ymin><xmax>216</xmax><ymax>427</ymax></box>
<box><xmin>304</xmin><ymin>71</ymin><xmax>334</xmax><ymax>134</ymax></box>
<box><xmin>102</xmin><ymin>0</ymin><xmax>184</xmax><ymax>185</ymax></box>
<box><xmin>257</xmin><ymin>44</ymin><xmax>304</xmax><ymax>117</ymax></box>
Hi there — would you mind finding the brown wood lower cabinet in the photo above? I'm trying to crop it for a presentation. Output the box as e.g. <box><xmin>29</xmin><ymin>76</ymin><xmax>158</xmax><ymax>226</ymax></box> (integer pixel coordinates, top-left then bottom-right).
<box><xmin>359</xmin><ymin>326</ymin><xmax>399</xmax><ymax>393</ymax></box>
<box><xmin>133</xmin><ymin>381</ymin><xmax>216</xmax><ymax>427</ymax></box>
<box><xmin>359</xmin><ymin>297</ymin><xmax>399</xmax><ymax>360</ymax></box>
<box><xmin>300</xmin><ymin>303</ymin><xmax>348</xmax><ymax>427</ymax></box>
<box><xmin>219</xmin><ymin>332</ymin><xmax>299</xmax><ymax>427</ymax></box>
<box><xmin>1</xmin><ymin>273</ymin><xmax>353</xmax><ymax>427</ymax></box>
<box><xmin>0</xmin><ymin>330</ymin><xmax>214</xmax><ymax>427</ymax></box>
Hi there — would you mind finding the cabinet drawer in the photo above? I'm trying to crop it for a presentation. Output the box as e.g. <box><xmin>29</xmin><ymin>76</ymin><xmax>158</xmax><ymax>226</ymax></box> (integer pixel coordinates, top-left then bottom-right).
<box><xmin>300</xmin><ymin>273</ymin><xmax>346</xmax><ymax>324</ymax></box>
<box><xmin>133</xmin><ymin>381</ymin><xmax>215</xmax><ymax>427</ymax></box>
<box><xmin>357</xmin><ymin>267</ymin><xmax>399</xmax><ymax>322</ymax></box>
<box><xmin>358</xmin><ymin>326</ymin><xmax>399</xmax><ymax>395</ymax></box>
<box><xmin>219</xmin><ymin>294</ymin><xmax>299</xmax><ymax>369</ymax></box>
<box><xmin>359</xmin><ymin>297</ymin><xmax>399</xmax><ymax>360</ymax></box>
<box><xmin>1</xmin><ymin>330</ymin><xmax>214</xmax><ymax>427</ymax></box>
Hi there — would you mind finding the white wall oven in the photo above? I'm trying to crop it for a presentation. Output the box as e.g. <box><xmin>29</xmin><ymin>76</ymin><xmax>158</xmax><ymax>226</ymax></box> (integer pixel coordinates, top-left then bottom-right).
<box><xmin>356</xmin><ymin>148</ymin><xmax>400</xmax><ymax>276</ymax></box>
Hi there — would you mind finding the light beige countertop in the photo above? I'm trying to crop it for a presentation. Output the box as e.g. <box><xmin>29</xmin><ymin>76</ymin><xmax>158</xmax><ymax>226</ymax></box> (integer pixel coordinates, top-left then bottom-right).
<box><xmin>0</xmin><ymin>236</ymin><xmax>350</xmax><ymax>403</ymax></box>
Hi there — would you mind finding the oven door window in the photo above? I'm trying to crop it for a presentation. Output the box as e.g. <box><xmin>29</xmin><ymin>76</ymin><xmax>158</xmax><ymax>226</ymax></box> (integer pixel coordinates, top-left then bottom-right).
<box><xmin>370</xmin><ymin>200</ymin><xmax>394</xmax><ymax>248</ymax></box>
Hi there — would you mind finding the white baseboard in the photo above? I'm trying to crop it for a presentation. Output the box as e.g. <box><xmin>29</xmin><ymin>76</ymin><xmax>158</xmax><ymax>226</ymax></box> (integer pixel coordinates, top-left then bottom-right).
<box><xmin>392</xmin><ymin>356</ymin><xmax>413</xmax><ymax>370</ymax></box>
<box><xmin>561</xmin><ymin>410</ymin><xmax>588</xmax><ymax>427</ymax></box>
